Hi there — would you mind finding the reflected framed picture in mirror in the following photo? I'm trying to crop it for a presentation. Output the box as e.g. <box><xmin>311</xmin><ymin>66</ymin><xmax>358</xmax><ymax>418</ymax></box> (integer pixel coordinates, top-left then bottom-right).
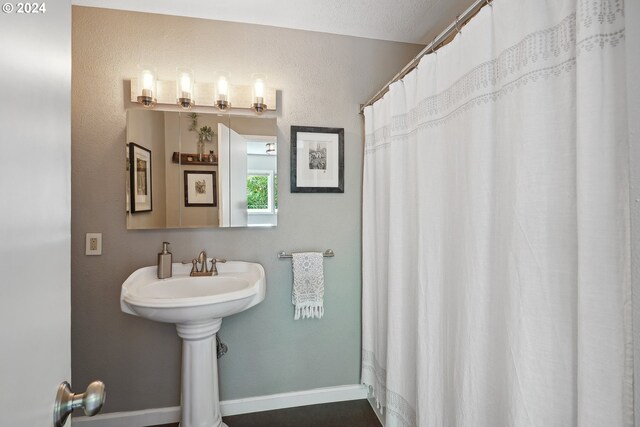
<box><xmin>128</xmin><ymin>143</ymin><xmax>152</xmax><ymax>213</ymax></box>
<box><xmin>184</xmin><ymin>170</ymin><xmax>217</xmax><ymax>207</ymax></box>
<box><xmin>290</xmin><ymin>126</ymin><xmax>344</xmax><ymax>193</ymax></box>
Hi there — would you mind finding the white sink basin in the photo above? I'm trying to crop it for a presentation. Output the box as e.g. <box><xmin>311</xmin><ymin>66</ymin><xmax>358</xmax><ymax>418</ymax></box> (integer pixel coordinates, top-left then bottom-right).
<box><xmin>120</xmin><ymin>260</ymin><xmax>266</xmax><ymax>427</ymax></box>
<box><xmin>121</xmin><ymin>261</ymin><xmax>265</xmax><ymax>324</ymax></box>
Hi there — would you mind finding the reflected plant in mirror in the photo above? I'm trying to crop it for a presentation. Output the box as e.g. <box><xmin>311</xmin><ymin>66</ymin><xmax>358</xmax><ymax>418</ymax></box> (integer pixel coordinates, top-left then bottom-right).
<box><xmin>126</xmin><ymin>109</ymin><xmax>277</xmax><ymax>229</ymax></box>
<box><xmin>189</xmin><ymin>113</ymin><xmax>215</xmax><ymax>161</ymax></box>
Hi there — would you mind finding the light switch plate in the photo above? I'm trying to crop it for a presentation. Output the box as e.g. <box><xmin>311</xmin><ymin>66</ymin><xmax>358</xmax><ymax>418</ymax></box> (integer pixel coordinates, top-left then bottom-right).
<box><xmin>86</xmin><ymin>233</ymin><xmax>102</xmax><ymax>256</ymax></box>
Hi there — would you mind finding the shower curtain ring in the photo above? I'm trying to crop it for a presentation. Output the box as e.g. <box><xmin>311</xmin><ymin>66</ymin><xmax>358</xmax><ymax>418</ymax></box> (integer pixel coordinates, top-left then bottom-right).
<box><xmin>485</xmin><ymin>0</ymin><xmax>493</xmax><ymax>6</ymax></box>
<box><xmin>455</xmin><ymin>15</ymin><xmax>461</xmax><ymax>34</ymax></box>
<box><xmin>429</xmin><ymin>38</ymin><xmax>438</xmax><ymax>54</ymax></box>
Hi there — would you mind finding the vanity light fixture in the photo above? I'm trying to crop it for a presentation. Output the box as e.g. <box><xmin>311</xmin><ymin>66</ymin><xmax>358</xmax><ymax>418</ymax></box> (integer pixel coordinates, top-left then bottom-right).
<box><xmin>266</xmin><ymin>142</ymin><xmax>275</xmax><ymax>154</ymax></box>
<box><xmin>130</xmin><ymin>69</ymin><xmax>275</xmax><ymax>112</ymax></box>
<box><xmin>137</xmin><ymin>65</ymin><xmax>157</xmax><ymax>108</ymax></box>
<box><xmin>215</xmin><ymin>72</ymin><xmax>231</xmax><ymax>111</ymax></box>
<box><xmin>251</xmin><ymin>73</ymin><xmax>267</xmax><ymax>114</ymax></box>
<box><xmin>176</xmin><ymin>67</ymin><xmax>195</xmax><ymax>109</ymax></box>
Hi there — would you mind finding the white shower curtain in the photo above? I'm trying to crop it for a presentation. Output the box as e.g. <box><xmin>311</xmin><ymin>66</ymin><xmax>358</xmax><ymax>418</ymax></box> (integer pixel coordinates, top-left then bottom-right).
<box><xmin>362</xmin><ymin>1</ymin><xmax>631</xmax><ymax>426</ymax></box>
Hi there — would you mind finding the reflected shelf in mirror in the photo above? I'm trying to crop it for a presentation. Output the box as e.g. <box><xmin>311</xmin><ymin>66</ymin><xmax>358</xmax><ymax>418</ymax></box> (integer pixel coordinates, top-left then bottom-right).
<box><xmin>172</xmin><ymin>152</ymin><xmax>218</xmax><ymax>166</ymax></box>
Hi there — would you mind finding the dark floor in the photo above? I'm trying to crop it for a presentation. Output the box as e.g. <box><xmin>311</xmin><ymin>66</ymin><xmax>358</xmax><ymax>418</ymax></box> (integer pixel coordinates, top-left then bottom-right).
<box><xmin>153</xmin><ymin>399</ymin><xmax>381</xmax><ymax>427</ymax></box>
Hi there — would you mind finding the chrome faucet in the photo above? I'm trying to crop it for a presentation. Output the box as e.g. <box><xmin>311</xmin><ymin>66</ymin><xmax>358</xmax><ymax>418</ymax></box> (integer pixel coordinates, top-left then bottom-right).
<box><xmin>183</xmin><ymin>250</ymin><xmax>226</xmax><ymax>276</ymax></box>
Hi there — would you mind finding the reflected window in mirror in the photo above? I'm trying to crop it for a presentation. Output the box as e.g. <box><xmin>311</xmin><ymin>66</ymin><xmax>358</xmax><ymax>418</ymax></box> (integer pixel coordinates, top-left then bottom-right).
<box><xmin>247</xmin><ymin>171</ymin><xmax>275</xmax><ymax>212</ymax></box>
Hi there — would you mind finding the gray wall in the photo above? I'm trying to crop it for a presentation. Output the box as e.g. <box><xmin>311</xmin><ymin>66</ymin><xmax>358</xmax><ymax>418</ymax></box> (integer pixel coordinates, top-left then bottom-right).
<box><xmin>71</xmin><ymin>7</ymin><xmax>422</xmax><ymax>413</ymax></box>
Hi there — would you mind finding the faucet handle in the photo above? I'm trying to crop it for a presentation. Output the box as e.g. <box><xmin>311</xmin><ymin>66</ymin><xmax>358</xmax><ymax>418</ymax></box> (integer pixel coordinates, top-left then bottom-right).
<box><xmin>208</xmin><ymin>258</ymin><xmax>226</xmax><ymax>276</ymax></box>
<box><xmin>181</xmin><ymin>259</ymin><xmax>198</xmax><ymax>275</ymax></box>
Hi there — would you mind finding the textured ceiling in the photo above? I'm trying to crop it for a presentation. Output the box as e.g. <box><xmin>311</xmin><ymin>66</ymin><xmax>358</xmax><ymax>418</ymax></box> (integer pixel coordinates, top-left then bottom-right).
<box><xmin>71</xmin><ymin>0</ymin><xmax>477</xmax><ymax>45</ymax></box>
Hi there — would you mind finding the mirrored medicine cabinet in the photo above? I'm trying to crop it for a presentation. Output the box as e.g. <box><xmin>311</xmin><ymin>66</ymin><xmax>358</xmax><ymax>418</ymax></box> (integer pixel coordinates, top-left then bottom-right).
<box><xmin>126</xmin><ymin>109</ymin><xmax>277</xmax><ymax>229</ymax></box>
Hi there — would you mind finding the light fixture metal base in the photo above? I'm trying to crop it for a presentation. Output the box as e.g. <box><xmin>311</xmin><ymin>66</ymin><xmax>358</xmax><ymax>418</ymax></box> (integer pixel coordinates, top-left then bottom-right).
<box><xmin>137</xmin><ymin>95</ymin><xmax>156</xmax><ymax>108</ymax></box>
<box><xmin>216</xmin><ymin>100</ymin><xmax>231</xmax><ymax>111</ymax></box>
<box><xmin>266</xmin><ymin>142</ymin><xmax>275</xmax><ymax>154</ymax></box>
<box><xmin>178</xmin><ymin>98</ymin><xmax>194</xmax><ymax>109</ymax></box>
<box><xmin>251</xmin><ymin>102</ymin><xmax>267</xmax><ymax>114</ymax></box>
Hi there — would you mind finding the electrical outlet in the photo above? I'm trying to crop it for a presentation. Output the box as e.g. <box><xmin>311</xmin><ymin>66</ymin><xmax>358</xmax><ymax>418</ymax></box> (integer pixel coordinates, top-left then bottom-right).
<box><xmin>86</xmin><ymin>233</ymin><xmax>102</xmax><ymax>256</ymax></box>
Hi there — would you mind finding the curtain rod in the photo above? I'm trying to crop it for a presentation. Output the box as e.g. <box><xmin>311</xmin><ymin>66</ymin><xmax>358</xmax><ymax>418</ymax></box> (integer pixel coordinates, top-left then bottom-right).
<box><xmin>359</xmin><ymin>0</ymin><xmax>493</xmax><ymax>114</ymax></box>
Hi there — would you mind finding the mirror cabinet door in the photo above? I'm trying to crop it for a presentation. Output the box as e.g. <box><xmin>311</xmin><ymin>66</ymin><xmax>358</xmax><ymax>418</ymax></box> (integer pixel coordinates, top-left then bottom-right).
<box><xmin>228</xmin><ymin>116</ymin><xmax>278</xmax><ymax>227</ymax></box>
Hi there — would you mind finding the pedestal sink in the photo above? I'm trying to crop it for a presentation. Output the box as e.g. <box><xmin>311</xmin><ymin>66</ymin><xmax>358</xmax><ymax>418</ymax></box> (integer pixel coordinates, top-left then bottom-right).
<box><xmin>121</xmin><ymin>261</ymin><xmax>266</xmax><ymax>427</ymax></box>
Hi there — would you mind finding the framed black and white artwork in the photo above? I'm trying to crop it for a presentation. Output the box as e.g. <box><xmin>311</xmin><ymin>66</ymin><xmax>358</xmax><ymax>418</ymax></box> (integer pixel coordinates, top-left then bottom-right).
<box><xmin>184</xmin><ymin>170</ymin><xmax>217</xmax><ymax>207</ymax></box>
<box><xmin>290</xmin><ymin>126</ymin><xmax>344</xmax><ymax>193</ymax></box>
<box><xmin>128</xmin><ymin>142</ymin><xmax>152</xmax><ymax>213</ymax></box>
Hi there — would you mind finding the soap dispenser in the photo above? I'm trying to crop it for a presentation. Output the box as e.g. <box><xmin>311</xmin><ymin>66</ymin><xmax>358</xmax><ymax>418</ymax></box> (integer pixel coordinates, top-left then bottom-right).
<box><xmin>157</xmin><ymin>242</ymin><xmax>172</xmax><ymax>279</ymax></box>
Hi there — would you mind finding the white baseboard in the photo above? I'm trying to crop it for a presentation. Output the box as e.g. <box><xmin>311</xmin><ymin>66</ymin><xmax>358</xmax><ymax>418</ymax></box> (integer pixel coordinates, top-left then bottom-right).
<box><xmin>74</xmin><ymin>384</ymin><xmax>368</xmax><ymax>426</ymax></box>
<box><xmin>73</xmin><ymin>406</ymin><xmax>180</xmax><ymax>427</ymax></box>
<box><xmin>221</xmin><ymin>384</ymin><xmax>368</xmax><ymax>416</ymax></box>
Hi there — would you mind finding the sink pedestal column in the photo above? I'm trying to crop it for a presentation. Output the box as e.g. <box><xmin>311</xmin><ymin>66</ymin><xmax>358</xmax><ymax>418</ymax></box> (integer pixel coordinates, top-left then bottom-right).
<box><xmin>176</xmin><ymin>319</ymin><xmax>228</xmax><ymax>427</ymax></box>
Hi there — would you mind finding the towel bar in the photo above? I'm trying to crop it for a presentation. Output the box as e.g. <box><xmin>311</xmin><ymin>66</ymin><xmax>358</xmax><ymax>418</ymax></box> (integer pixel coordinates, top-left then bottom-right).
<box><xmin>277</xmin><ymin>249</ymin><xmax>335</xmax><ymax>259</ymax></box>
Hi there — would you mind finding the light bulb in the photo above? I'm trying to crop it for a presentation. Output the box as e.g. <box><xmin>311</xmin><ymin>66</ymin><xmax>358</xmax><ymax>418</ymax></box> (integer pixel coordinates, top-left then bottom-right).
<box><xmin>251</xmin><ymin>73</ymin><xmax>267</xmax><ymax>114</ymax></box>
<box><xmin>142</xmin><ymin>71</ymin><xmax>154</xmax><ymax>91</ymax></box>
<box><xmin>254</xmin><ymin>79</ymin><xmax>265</xmax><ymax>99</ymax></box>
<box><xmin>217</xmin><ymin>76</ymin><xmax>228</xmax><ymax>98</ymax></box>
<box><xmin>214</xmin><ymin>72</ymin><xmax>231</xmax><ymax>111</ymax></box>
<box><xmin>176</xmin><ymin>67</ymin><xmax>194</xmax><ymax>109</ymax></box>
<box><xmin>137</xmin><ymin>64</ymin><xmax>157</xmax><ymax>108</ymax></box>
<box><xmin>180</xmin><ymin>74</ymin><xmax>191</xmax><ymax>93</ymax></box>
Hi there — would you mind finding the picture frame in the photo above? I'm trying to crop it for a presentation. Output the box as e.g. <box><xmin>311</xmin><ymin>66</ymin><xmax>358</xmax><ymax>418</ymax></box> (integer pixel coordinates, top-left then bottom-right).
<box><xmin>128</xmin><ymin>142</ymin><xmax>152</xmax><ymax>213</ymax></box>
<box><xmin>184</xmin><ymin>170</ymin><xmax>217</xmax><ymax>207</ymax></box>
<box><xmin>290</xmin><ymin>126</ymin><xmax>344</xmax><ymax>193</ymax></box>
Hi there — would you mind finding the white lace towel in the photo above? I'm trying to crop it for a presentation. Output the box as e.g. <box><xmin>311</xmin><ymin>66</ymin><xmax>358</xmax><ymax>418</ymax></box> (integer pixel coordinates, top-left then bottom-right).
<box><xmin>291</xmin><ymin>252</ymin><xmax>325</xmax><ymax>320</ymax></box>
